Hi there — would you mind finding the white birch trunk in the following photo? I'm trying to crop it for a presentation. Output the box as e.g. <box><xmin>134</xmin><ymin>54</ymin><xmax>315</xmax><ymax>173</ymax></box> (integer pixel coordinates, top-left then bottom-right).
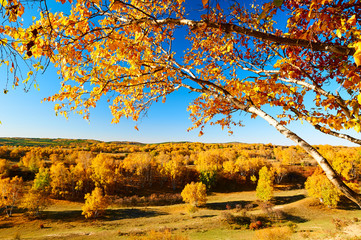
<box><xmin>247</xmin><ymin>105</ymin><xmax>361</xmax><ymax>208</ymax></box>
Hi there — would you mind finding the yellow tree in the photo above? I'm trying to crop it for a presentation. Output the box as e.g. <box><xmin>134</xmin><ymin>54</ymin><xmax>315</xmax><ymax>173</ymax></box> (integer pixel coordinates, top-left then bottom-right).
<box><xmin>90</xmin><ymin>153</ymin><xmax>119</xmax><ymax>194</ymax></box>
<box><xmin>3</xmin><ymin>0</ymin><xmax>361</xmax><ymax>206</ymax></box>
<box><xmin>0</xmin><ymin>176</ymin><xmax>24</xmax><ymax>217</ymax></box>
<box><xmin>21</xmin><ymin>168</ymin><xmax>51</xmax><ymax>216</ymax></box>
<box><xmin>256</xmin><ymin>166</ymin><xmax>274</xmax><ymax>202</ymax></box>
<box><xmin>0</xmin><ymin>159</ymin><xmax>9</xmax><ymax>178</ymax></box>
<box><xmin>181</xmin><ymin>181</ymin><xmax>207</xmax><ymax>208</ymax></box>
<box><xmin>72</xmin><ymin>151</ymin><xmax>94</xmax><ymax>194</ymax></box>
<box><xmin>82</xmin><ymin>187</ymin><xmax>109</xmax><ymax>219</ymax></box>
<box><xmin>50</xmin><ymin>162</ymin><xmax>70</xmax><ymax>198</ymax></box>
<box><xmin>195</xmin><ymin>149</ymin><xmax>224</xmax><ymax>190</ymax></box>
<box><xmin>158</xmin><ymin>153</ymin><xmax>186</xmax><ymax>190</ymax></box>
<box><xmin>123</xmin><ymin>152</ymin><xmax>155</xmax><ymax>187</ymax></box>
<box><xmin>21</xmin><ymin>150</ymin><xmax>43</xmax><ymax>172</ymax></box>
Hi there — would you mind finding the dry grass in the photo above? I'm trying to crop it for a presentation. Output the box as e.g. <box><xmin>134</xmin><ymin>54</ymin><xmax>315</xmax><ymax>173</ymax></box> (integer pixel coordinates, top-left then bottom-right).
<box><xmin>0</xmin><ymin>189</ymin><xmax>360</xmax><ymax>239</ymax></box>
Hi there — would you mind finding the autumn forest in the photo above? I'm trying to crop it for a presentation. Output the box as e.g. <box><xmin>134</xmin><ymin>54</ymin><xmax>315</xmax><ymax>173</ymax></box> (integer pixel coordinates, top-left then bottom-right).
<box><xmin>0</xmin><ymin>138</ymin><xmax>360</xmax><ymax>239</ymax></box>
<box><xmin>1</xmin><ymin>0</ymin><xmax>361</xmax><ymax>238</ymax></box>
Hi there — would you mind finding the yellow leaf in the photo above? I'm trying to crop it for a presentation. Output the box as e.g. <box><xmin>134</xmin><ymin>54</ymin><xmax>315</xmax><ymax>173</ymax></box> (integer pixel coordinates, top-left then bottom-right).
<box><xmin>355</xmin><ymin>124</ymin><xmax>361</xmax><ymax>133</ymax></box>
<box><xmin>354</xmin><ymin>51</ymin><xmax>361</xmax><ymax>66</ymax></box>
<box><xmin>336</xmin><ymin>29</ymin><xmax>342</xmax><ymax>38</ymax></box>
<box><xmin>226</xmin><ymin>42</ymin><xmax>233</xmax><ymax>52</ymax></box>
<box><xmin>347</xmin><ymin>15</ymin><xmax>356</xmax><ymax>26</ymax></box>
<box><xmin>1</xmin><ymin>39</ymin><xmax>7</xmax><ymax>45</ymax></box>
<box><xmin>357</xmin><ymin>94</ymin><xmax>361</xmax><ymax>105</ymax></box>
<box><xmin>353</xmin><ymin>42</ymin><xmax>361</xmax><ymax>66</ymax></box>
<box><xmin>0</xmin><ymin>0</ymin><xmax>7</xmax><ymax>7</ymax></box>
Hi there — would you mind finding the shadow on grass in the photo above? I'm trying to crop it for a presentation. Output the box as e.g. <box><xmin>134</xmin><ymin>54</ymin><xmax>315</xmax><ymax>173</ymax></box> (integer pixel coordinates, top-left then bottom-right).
<box><xmin>0</xmin><ymin>223</ymin><xmax>14</xmax><ymax>229</ymax></box>
<box><xmin>197</xmin><ymin>214</ymin><xmax>217</xmax><ymax>219</ymax></box>
<box><xmin>337</xmin><ymin>196</ymin><xmax>361</xmax><ymax>210</ymax></box>
<box><xmin>206</xmin><ymin>200</ymin><xmax>253</xmax><ymax>211</ymax></box>
<box><xmin>44</xmin><ymin>210</ymin><xmax>84</xmax><ymax>222</ymax></box>
<box><xmin>103</xmin><ymin>208</ymin><xmax>167</xmax><ymax>221</ymax></box>
<box><xmin>273</xmin><ymin>194</ymin><xmax>306</xmax><ymax>206</ymax></box>
<box><xmin>44</xmin><ymin>208</ymin><xmax>166</xmax><ymax>222</ymax></box>
<box><xmin>282</xmin><ymin>212</ymin><xmax>308</xmax><ymax>223</ymax></box>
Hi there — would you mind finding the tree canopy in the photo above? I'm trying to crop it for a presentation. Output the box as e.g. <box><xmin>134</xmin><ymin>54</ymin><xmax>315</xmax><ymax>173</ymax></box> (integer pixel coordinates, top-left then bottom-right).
<box><xmin>1</xmin><ymin>0</ymin><xmax>361</xmax><ymax>206</ymax></box>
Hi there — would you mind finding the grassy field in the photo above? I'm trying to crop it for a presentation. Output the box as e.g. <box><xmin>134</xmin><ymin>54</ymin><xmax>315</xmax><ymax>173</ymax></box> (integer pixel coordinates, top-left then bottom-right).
<box><xmin>0</xmin><ymin>189</ymin><xmax>360</xmax><ymax>240</ymax></box>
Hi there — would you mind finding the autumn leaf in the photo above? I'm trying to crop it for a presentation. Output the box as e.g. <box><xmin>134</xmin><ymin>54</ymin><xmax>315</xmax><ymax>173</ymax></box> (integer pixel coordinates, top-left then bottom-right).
<box><xmin>336</xmin><ymin>29</ymin><xmax>342</xmax><ymax>38</ymax></box>
<box><xmin>357</xmin><ymin>94</ymin><xmax>361</xmax><ymax>105</ymax></box>
<box><xmin>353</xmin><ymin>42</ymin><xmax>361</xmax><ymax>66</ymax></box>
<box><xmin>347</xmin><ymin>15</ymin><xmax>356</xmax><ymax>26</ymax></box>
<box><xmin>202</xmin><ymin>0</ymin><xmax>208</xmax><ymax>8</ymax></box>
<box><xmin>0</xmin><ymin>0</ymin><xmax>7</xmax><ymax>7</ymax></box>
<box><xmin>216</xmin><ymin>3</ymin><xmax>221</xmax><ymax>11</ymax></box>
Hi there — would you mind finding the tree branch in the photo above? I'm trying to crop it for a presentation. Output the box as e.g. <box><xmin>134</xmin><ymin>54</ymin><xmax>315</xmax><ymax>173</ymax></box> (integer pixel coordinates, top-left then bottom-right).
<box><xmin>106</xmin><ymin>14</ymin><xmax>355</xmax><ymax>56</ymax></box>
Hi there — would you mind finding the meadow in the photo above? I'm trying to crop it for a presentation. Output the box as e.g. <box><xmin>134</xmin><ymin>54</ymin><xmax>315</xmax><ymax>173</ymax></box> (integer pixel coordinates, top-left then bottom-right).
<box><xmin>0</xmin><ymin>138</ymin><xmax>360</xmax><ymax>239</ymax></box>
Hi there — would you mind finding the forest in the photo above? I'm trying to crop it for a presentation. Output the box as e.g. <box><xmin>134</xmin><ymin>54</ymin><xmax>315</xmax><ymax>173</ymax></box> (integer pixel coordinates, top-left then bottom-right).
<box><xmin>0</xmin><ymin>138</ymin><xmax>360</xmax><ymax>239</ymax></box>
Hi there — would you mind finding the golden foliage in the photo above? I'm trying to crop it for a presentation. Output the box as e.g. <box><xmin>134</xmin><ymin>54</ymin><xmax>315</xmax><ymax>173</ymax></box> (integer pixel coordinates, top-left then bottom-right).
<box><xmin>82</xmin><ymin>187</ymin><xmax>109</xmax><ymax>219</ymax></box>
<box><xmin>181</xmin><ymin>181</ymin><xmax>207</xmax><ymax>207</ymax></box>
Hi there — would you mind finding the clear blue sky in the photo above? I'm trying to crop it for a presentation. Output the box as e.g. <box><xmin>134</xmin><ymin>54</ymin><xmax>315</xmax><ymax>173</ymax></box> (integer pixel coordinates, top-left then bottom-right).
<box><xmin>0</xmin><ymin>0</ymin><xmax>359</xmax><ymax>146</ymax></box>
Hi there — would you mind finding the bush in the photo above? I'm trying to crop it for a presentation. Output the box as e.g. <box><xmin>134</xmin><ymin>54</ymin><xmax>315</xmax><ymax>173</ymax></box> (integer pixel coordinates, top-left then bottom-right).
<box><xmin>82</xmin><ymin>187</ymin><xmax>109</xmax><ymax>219</ymax></box>
<box><xmin>253</xmin><ymin>226</ymin><xmax>293</xmax><ymax>240</ymax></box>
<box><xmin>113</xmin><ymin>193</ymin><xmax>182</xmax><ymax>207</ymax></box>
<box><xmin>181</xmin><ymin>182</ymin><xmax>207</xmax><ymax>207</ymax></box>
<box><xmin>220</xmin><ymin>212</ymin><xmax>251</xmax><ymax>229</ymax></box>
<box><xmin>130</xmin><ymin>229</ymin><xmax>188</xmax><ymax>240</ymax></box>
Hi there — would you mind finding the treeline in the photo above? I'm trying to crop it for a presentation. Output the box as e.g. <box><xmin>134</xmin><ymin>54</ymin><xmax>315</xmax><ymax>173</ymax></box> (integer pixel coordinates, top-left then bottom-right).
<box><xmin>0</xmin><ymin>141</ymin><xmax>360</xmax><ymax>216</ymax></box>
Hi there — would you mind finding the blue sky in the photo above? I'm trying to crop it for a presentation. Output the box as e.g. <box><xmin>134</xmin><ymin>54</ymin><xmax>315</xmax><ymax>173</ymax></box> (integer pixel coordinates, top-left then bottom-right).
<box><xmin>0</xmin><ymin>0</ymin><xmax>360</xmax><ymax>146</ymax></box>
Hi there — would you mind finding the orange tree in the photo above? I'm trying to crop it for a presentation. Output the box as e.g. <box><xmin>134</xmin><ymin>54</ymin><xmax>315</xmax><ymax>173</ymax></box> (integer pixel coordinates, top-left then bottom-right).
<box><xmin>2</xmin><ymin>0</ymin><xmax>361</xmax><ymax>206</ymax></box>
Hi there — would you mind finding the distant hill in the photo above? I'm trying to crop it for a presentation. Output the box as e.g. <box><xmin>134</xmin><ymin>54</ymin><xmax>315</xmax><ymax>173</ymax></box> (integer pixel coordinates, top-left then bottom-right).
<box><xmin>0</xmin><ymin>137</ymin><xmax>101</xmax><ymax>147</ymax></box>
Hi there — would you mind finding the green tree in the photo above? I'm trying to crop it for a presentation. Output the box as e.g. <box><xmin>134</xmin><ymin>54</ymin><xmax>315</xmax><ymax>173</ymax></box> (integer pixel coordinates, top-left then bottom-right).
<box><xmin>256</xmin><ymin>166</ymin><xmax>274</xmax><ymax>202</ymax></box>
<box><xmin>33</xmin><ymin>167</ymin><xmax>51</xmax><ymax>192</ymax></box>
<box><xmin>21</xmin><ymin>167</ymin><xmax>52</xmax><ymax>216</ymax></box>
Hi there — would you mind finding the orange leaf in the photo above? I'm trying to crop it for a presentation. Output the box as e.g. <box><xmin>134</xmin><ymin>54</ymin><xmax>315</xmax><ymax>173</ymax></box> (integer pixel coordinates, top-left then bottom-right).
<box><xmin>216</xmin><ymin>3</ymin><xmax>221</xmax><ymax>10</ymax></box>
<box><xmin>134</xmin><ymin>126</ymin><xmax>139</xmax><ymax>131</ymax></box>
<box><xmin>202</xmin><ymin>0</ymin><xmax>208</xmax><ymax>8</ymax></box>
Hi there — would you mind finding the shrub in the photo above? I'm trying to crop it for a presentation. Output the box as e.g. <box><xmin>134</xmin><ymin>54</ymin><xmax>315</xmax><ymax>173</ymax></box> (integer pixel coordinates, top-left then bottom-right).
<box><xmin>181</xmin><ymin>182</ymin><xmax>207</xmax><ymax>207</ymax></box>
<box><xmin>253</xmin><ymin>226</ymin><xmax>293</xmax><ymax>240</ymax></box>
<box><xmin>130</xmin><ymin>229</ymin><xmax>188</xmax><ymax>240</ymax></box>
<box><xmin>113</xmin><ymin>193</ymin><xmax>182</xmax><ymax>207</ymax></box>
<box><xmin>220</xmin><ymin>212</ymin><xmax>251</xmax><ymax>229</ymax></box>
<box><xmin>249</xmin><ymin>222</ymin><xmax>260</xmax><ymax>230</ymax></box>
<box><xmin>332</xmin><ymin>218</ymin><xmax>351</xmax><ymax>230</ymax></box>
<box><xmin>82</xmin><ymin>187</ymin><xmax>109</xmax><ymax>219</ymax></box>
